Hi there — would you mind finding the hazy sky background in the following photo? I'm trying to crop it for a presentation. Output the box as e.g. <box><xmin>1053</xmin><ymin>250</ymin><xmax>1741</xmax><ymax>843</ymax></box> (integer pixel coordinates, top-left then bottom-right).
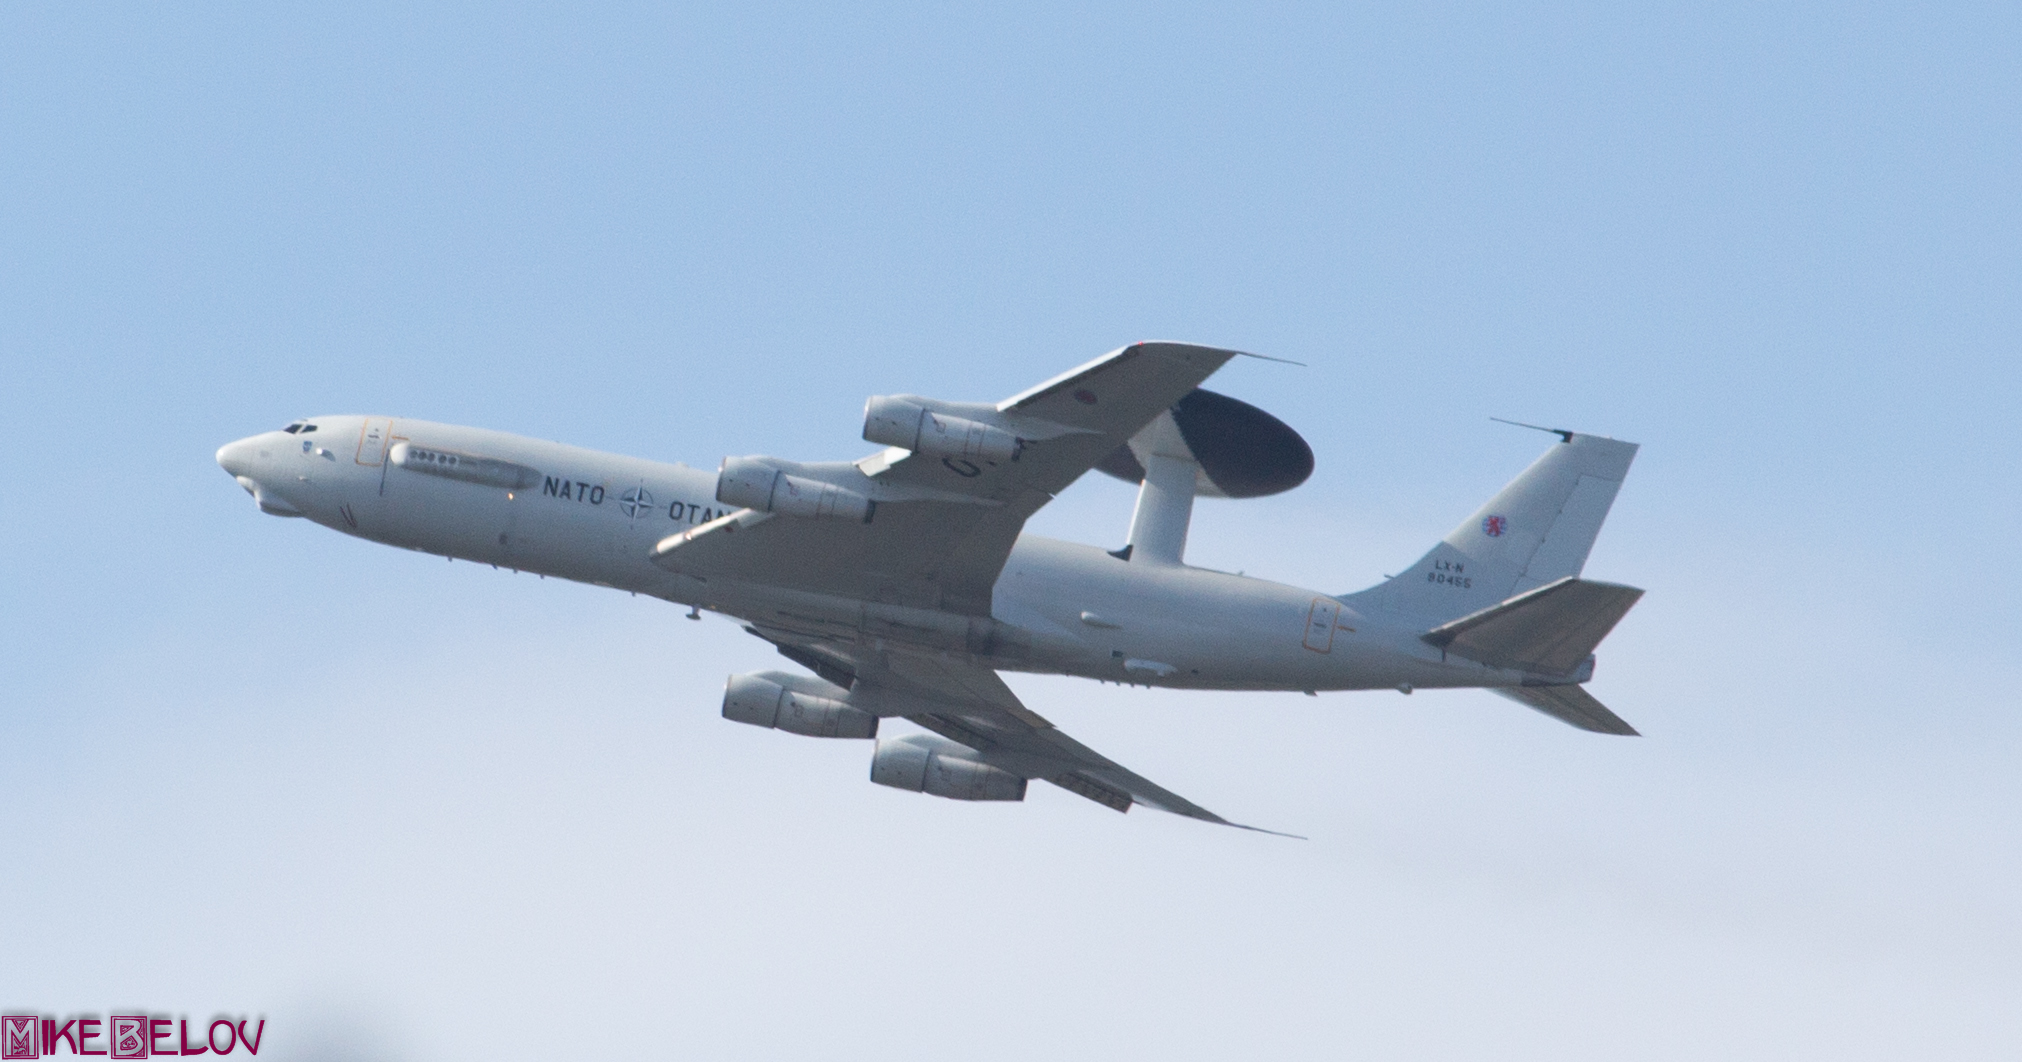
<box><xmin>3</xmin><ymin>3</ymin><xmax>2018</xmax><ymax>1059</ymax></box>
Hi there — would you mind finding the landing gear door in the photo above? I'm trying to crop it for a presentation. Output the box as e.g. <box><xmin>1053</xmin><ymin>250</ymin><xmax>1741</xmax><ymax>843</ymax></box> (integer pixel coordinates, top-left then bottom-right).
<box><xmin>356</xmin><ymin>418</ymin><xmax>393</xmax><ymax>466</ymax></box>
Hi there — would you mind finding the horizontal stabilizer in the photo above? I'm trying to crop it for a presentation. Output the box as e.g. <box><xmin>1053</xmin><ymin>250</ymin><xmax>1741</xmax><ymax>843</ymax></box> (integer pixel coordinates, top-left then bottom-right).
<box><xmin>1493</xmin><ymin>684</ymin><xmax>1639</xmax><ymax>736</ymax></box>
<box><xmin>1422</xmin><ymin>576</ymin><xmax>1643</xmax><ymax>677</ymax></box>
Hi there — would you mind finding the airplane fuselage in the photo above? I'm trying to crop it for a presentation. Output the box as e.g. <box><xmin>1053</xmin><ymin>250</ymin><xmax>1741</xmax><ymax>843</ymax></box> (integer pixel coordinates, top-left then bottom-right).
<box><xmin>217</xmin><ymin>415</ymin><xmax>1534</xmax><ymax>696</ymax></box>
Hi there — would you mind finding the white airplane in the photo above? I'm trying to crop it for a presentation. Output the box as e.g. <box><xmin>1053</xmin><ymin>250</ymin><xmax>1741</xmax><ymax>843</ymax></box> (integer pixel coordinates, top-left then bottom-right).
<box><xmin>216</xmin><ymin>343</ymin><xmax>1643</xmax><ymax>834</ymax></box>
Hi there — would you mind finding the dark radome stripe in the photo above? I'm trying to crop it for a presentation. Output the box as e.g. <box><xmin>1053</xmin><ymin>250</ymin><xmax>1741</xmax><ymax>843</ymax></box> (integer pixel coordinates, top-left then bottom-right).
<box><xmin>1171</xmin><ymin>388</ymin><xmax>1314</xmax><ymax>498</ymax></box>
<box><xmin>1095</xmin><ymin>388</ymin><xmax>1313</xmax><ymax>498</ymax></box>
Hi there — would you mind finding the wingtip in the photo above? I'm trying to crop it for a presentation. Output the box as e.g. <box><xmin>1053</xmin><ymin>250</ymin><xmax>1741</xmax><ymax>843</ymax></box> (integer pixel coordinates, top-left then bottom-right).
<box><xmin>1230</xmin><ymin>822</ymin><xmax>1308</xmax><ymax>840</ymax></box>
<box><xmin>1233</xmin><ymin>349</ymin><xmax>1307</xmax><ymax>367</ymax></box>
<box><xmin>1184</xmin><ymin>808</ymin><xmax>1306</xmax><ymax>839</ymax></box>
<box><xmin>1160</xmin><ymin>803</ymin><xmax>1305</xmax><ymax>839</ymax></box>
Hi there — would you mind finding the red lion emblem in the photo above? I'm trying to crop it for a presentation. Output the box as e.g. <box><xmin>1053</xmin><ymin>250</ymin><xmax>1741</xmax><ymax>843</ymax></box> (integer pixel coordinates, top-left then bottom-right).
<box><xmin>1482</xmin><ymin>514</ymin><xmax>1507</xmax><ymax>538</ymax></box>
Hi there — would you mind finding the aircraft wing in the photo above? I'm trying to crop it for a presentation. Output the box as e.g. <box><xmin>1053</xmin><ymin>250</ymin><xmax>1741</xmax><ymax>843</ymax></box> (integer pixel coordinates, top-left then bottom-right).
<box><xmin>762</xmin><ymin>632</ymin><xmax>1295</xmax><ymax>836</ymax></box>
<box><xmin>651</xmin><ymin>342</ymin><xmax>1241</xmax><ymax>615</ymax></box>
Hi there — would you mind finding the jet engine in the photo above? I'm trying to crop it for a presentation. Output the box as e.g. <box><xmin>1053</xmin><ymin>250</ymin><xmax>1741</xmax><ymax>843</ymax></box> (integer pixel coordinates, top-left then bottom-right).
<box><xmin>722</xmin><ymin>671</ymin><xmax>878</xmax><ymax>739</ymax></box>
<box><xmin>716</xmin><ymin>457</ymin><xmax>873</xmax><ymax>522</ymax></box>
<box><xmin>869</xmin><ymin>734</ymin><xmax>1027</xmax><ymax>802</ymax></box>
<box><xmin>862</xmin><ymin>396</ymin><xmax>1024</xmax><ymax>462</ymax></box>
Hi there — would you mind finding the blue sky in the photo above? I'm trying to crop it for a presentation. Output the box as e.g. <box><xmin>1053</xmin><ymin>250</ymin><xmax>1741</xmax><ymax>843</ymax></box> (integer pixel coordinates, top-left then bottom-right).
<box><xmin>3</xmin><ymin>3</ymin><xmax>2018</xmax><ymax>1059</ymax></box>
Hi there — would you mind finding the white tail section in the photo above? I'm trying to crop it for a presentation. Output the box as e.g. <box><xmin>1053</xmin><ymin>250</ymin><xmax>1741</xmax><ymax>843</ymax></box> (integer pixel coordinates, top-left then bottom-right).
<box><xmin>1347</xmin><ymin>433</ymin><xmax>1639</xmax><ymax>623</ymax></box>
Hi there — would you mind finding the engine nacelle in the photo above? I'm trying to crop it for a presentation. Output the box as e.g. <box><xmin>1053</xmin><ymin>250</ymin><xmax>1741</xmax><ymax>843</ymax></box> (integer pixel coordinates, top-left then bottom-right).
<box><xmin>869</xmin><ymin>734</ymin><xmax>1027</xmax><ymax>802</ymax></box>
<box><xmin>863</xmin><ymin>397</ymin><xmax>1024</xmax><ymax>463</ymax></box>
<box><xmin>716</xmin><ymin>457</ymin><xmax>873</xmax><ymax>522</ymax></box>
<box><xmin>722</xmin><ymin>672</ymin><xmax>878</xmax><ymax>739</ymax></box>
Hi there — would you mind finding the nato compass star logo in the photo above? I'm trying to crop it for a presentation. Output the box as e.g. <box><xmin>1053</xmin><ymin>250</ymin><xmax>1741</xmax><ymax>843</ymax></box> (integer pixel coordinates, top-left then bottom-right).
<box><xmin>619</xmin><ymin>486</ymin><xmax>655</xmax><ymax>518</ymax></box>
<box><xmin>1482</xmin><ymin>514</ymin><xmax>1508</xmax><ymax>537</ymax></box>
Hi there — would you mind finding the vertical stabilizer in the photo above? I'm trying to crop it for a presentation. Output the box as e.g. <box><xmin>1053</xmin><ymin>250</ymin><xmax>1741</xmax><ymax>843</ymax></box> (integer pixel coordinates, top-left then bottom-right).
<box><xmin>1347</xmin><ymin>433</ymin><xmax>1638</xmax><ymax>623</ymax></box>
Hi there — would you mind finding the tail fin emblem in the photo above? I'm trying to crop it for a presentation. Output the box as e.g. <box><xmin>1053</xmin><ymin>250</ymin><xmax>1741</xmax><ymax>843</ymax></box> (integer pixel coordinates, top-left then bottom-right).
<box><xmin>1482</xmin><ymin>514</ymin><xmax>1507</xmax><ymax>538</ymax></box>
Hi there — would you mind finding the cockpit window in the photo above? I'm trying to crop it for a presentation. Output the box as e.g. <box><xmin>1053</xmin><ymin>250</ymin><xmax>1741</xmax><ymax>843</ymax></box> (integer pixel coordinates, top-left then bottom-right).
<box><xmin>282</xmin><ymin>423</ymin><xmax>303</xmax><ymax>433</ymax></box>
<box><xmin>300</xmin><ymin>424</ymin><xmax>317</xmax><ymax>433</ymax></box>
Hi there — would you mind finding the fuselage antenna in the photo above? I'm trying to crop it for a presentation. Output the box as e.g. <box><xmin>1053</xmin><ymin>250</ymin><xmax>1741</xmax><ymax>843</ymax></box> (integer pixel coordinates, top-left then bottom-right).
<box><xmin>1489</xmin><ymin>416</ymin><xmax>1575</xmax><ymax>443</ymax></box>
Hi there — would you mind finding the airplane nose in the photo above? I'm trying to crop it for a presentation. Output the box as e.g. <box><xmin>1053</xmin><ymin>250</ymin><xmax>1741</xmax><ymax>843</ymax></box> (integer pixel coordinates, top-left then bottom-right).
<box><xmin>215</xmin><ymin>437</ymin><xmax>256</xmax><ymax>478</ymax></box>
<box><xmin>217</xmin><ymin>434</ymin><xmax>307</xmax><ymax>517</ymax></box>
